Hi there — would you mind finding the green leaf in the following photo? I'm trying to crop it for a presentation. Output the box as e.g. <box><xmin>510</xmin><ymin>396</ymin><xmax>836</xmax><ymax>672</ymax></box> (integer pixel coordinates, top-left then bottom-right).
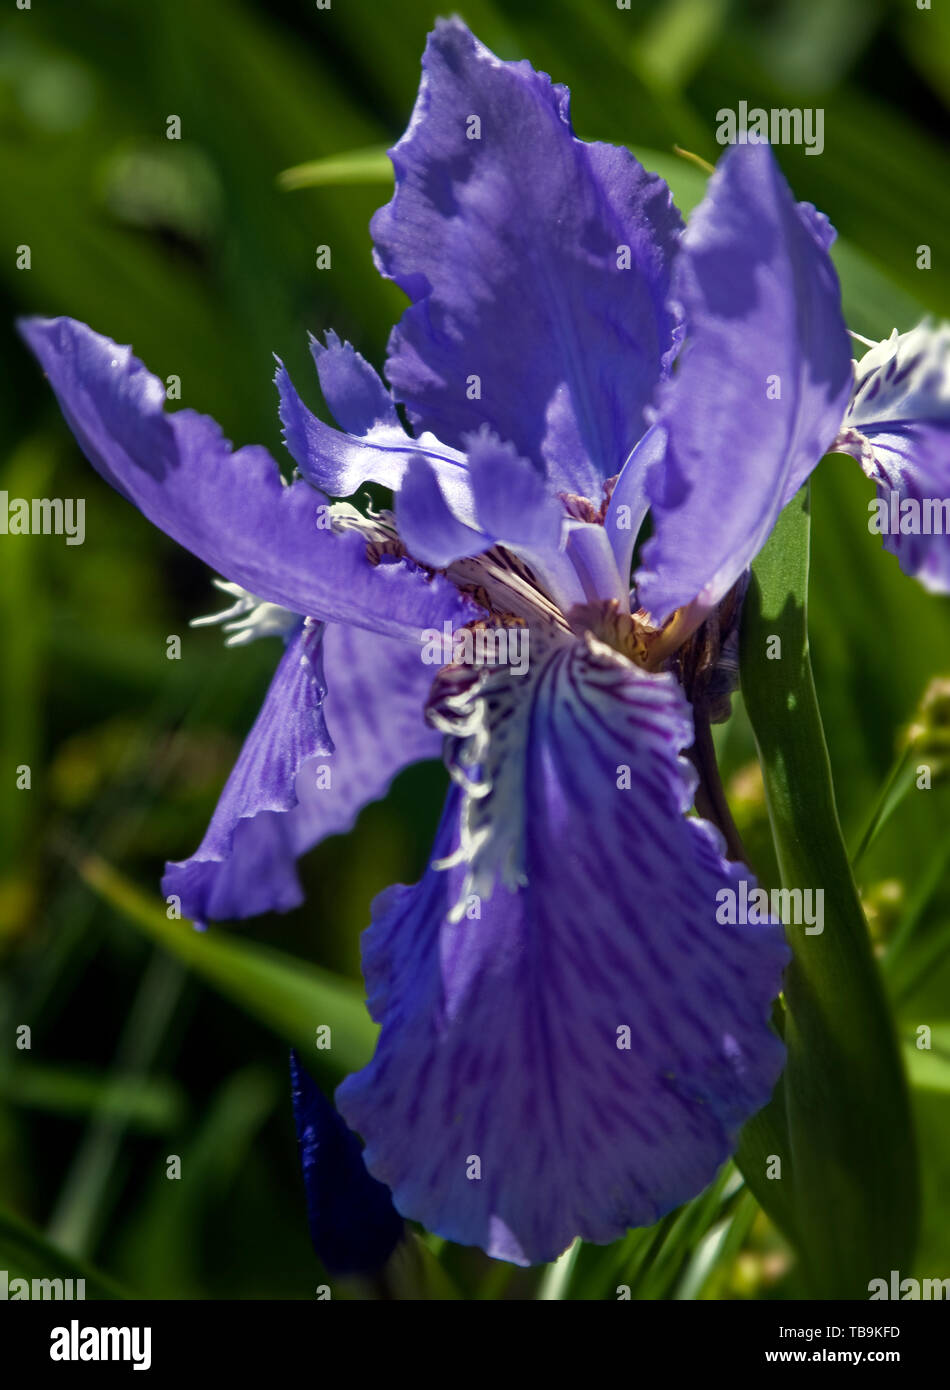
<box><xmin>739</xmin><ymin>484</ymin><xmax>919</xmax><ymax>1297</ymax></box>
<box><xmin>278</xmin><ymin>146</ymin><xmax>392</xmax><ymax>190</ymax></box>
<box><xmin>116</xmin><ymin>1066</ymin><xmax>277</xmax><ymax>1298</ymax></box>
<box><xmin>632</xmin><ymin>0</ymin><xmax>731</xmax><ymax>95</ymax></box>
<box><xmin>0</xmin><ymin>1203</ymin><xmax>126</xmax><ymax>1300</ymax></box>
<box><xmin>0</xmin><ymin>1060</ymin><xmax>184</xmax><ymax>1131</ymax></box>
<box><xmin>563</xmin><ymin>1163</ymin><xmax>745</xmax><ymax>1300</ymax></box>
<box><xmin>76</xmin><ymin>853</ymin><xmax>377</xmax><ymax>1075</ymax></box>
<box><xmin>536</xmin><ymin>1238</ymin><xmax>581</xmax><ymax>1300</ymax></box>
<box><xmin>672</xmin><ymin>1186</ymin><xmax>758</xmax><ymax>1301</ymax></box>
<box><xmin>902</xmin><ymin>1027</ymin><xmax>950</xmax><ymax>1096</ymax></box>
<box><xmin>735</xmin><ymin>1062</ymin><xmax>799</xmax><ymax>1250</ymax></box>
<box><xmin>851</xmin><ymin>745</ymin><xmax>918</xmax><ymax>870</ymax></box>
<box><xmin>886</xmin><ymin>838</ymin><xmax>950</xmax><ymax>1006</ymax></box>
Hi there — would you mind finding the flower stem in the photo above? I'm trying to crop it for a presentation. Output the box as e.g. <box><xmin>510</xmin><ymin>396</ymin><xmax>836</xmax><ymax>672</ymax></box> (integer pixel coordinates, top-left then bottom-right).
<box><xmin>688</xmin><ymin>703</ymin><xmax>747</xmax><ymax>863</ymax></box>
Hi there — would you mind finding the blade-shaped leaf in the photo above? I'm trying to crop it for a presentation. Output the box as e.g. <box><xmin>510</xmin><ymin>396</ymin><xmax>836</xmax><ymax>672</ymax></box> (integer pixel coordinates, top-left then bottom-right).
<box><xmin>739</xmin><ymin>483</ymin><xmax>918</xmax><ymax>1297</ymax></box>
<box><xmin>0</xmin><ymin>1204</ymin><xmax>126</xmax><ymax>1300</ymax></box>
<box><xmin>278</xmin><ymin>146</ymin><xmax>392</xmax><ymax>190</ymax></box>
<box><xmin>77</xmin><ymin>854</ymin><xmax>377</xmax><ymax>1075</ymax></box>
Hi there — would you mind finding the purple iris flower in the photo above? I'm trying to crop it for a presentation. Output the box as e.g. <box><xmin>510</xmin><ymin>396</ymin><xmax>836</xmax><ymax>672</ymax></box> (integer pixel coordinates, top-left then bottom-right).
<box><xmin>833</xmin><ymin>322</ymin><xmax>950</xmax><ymax>592</ymax></box>
<box><xmin>21</xmin><ymin>19</ymin><xmax>859</xmax><ymax>1265</ymax></box>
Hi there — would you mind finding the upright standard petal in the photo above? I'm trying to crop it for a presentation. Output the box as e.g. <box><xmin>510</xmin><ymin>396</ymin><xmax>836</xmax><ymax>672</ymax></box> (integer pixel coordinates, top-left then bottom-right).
<box><xmin>635</xmin><ymin>144</ymin><xmax>852</xmax><ymax>625</ymax></box>
<box><xmin>834</xmin><ymin>323</ymin><xmax>950</xmax><ymax>592</ymax></box>
<box><xmin>164</xmin><ymin>619</ymin><xmax>446</xmax><ymax>925</ymax></box>
<box><xmin>337</xmin><ymin>631</ymin><xmax>788</xmax><ymax>1264</ymax></box>
<box><xmin>373</xmin><ymin>18</ymin><xmax>683</xmax><ymax>499</ymax></box>
<box><xmin>290</xmin><ymin>1051</ymin><xmax>403</xmax><ymax>1277</ymax></box>
<box><xmin>21</xmin><ymin>316</ymin><xmax>466</xmax><ymax>641</ymax></box>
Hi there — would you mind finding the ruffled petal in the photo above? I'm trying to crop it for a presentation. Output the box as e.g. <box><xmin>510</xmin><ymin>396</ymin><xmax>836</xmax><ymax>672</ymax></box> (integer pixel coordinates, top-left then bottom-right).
<box><xmin>310</xmin><ymin>329</ymin><xmax>402</xmax><ymax>437</ymax></box>
<box><xmin>337</xmin><ymin>631</ymin><xmax>788</xmax><ymax>1264</ymax></box>
<box><xmin>289</xmin><ymin>621</ymin><xmax>444</xmax><ymax>854</ymax></box>
<box><xmin>162</xmin><ymin>621</ymin><xmax>330</xmax><ymax>924</ymax></box>
<box><xmin>21</xmin><ymin>316</ymin><xmax>464</xmax><ymax>641</ymax></box>
<box><xmin>373</xmin><ymin>18</ymin><xmax>683</xmax><ymax>498</ymax></box>
<box><xmin>635</xmin><ymin>144</ymin><xmax>852</xmax><ymax>625</ymax></box>
<box><xmin>834</xmin><ymin>322</ymin><xmax>950</xmax><ymax>592</ymax></box>
<box><xmin>276</xmin><ymin>357</ymin><xmax>410</xmax><ymax>496</ymax></box>
<box><xmin>164</xmin><ymin>620</ymin><xmax>443</xmax><ymax>925</ymax></box>
<box><xmin>290</xmin><ymin>1050</ymin><xmax>403</xmax><ymax>1276</ymax></box>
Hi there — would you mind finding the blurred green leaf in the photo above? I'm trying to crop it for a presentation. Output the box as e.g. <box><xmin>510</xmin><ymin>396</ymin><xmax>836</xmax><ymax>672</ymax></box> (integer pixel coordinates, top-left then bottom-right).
<box><xmin>851</xmin><ymin>744</ymin><xmax>918</xmax><ymax>870</ymax></box>
<box><xmin>903</xmin><ymin>1027</ymin><xmax>950</xmax><ymax>1096</ymax></box>
<box><xmin>673</xmin><ymin>1186</ymin><xmax>758</xmax><ymax>1300</ymax></box>
<box><xmin>0</xmin><ymin>1202</ymin><xmax>126</xmax><ymax>1299</ymax></box>
<box><xmin>0</xmin><ymin>1060</ymin><xmax>184</xmax><ymax>1131</ymax></box>
<box><xmin>0</xmin><ymin>436</ymin><xmax>53</xmax><ymax>921</ymax></box>
<box><xmin>278</xmin><ymin>146</ymin><xmax>392</xmax><ymax>191</ymax></box>
<box><xmin>117</xmin><ymin>1066</ymin><xmax>276</xmax><ymax>1297</ymax></box>
<box><xmin>76</xmin><ymin>853</ymin><xmax>376</xmax><ymax>1074</ymax></box>
<box><xmin>735</xmin><ymin>1060</ymin><xmax>798</xmax><ymax>1250</ymax></box>
<box><xmin>633</xmin><ymin>0</ymin><xmax>731</xmax><ymax>95</ymax></box>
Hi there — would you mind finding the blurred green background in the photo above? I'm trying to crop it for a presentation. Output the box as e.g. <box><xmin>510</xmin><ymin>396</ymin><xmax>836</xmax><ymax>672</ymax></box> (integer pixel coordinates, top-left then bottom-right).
<box><xmin>1</xmin><ymin>0</ymin><xmax>949</xmax><ymax>1299</ymax></box>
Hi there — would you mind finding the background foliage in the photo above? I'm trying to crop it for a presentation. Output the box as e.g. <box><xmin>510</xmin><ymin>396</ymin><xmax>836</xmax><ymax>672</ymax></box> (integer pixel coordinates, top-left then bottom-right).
<box><xmin>1</xmin><ymin>0</ymin><xmax>948</xmax><ymax>1299</ymax></box>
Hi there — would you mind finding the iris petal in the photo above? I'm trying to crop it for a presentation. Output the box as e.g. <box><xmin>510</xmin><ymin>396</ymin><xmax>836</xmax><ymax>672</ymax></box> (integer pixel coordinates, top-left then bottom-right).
<box><xmin>635</xmin><ymin>144</ymin><xmax>852</xmax><ymax>625</ymax></box>
<box><xmin>338</xmin><ymin>633</ymin><xmax>788</xmax><ymax>1264</ymax></box>
<box><xmin>310</xmin><ymin>329</ymin><xmax>402</xmax><ymax>438</ymax></box>
<box><xmin>372</xmin><ymin>18</ymin><xmax>683</xmax><ymax>498</ymax></box>
<box><xmin>162</xmin><ymin>621</ymin><xmax>330</xmax><ymax>925</ymax></box>
<box><xmin>276</xmin><ymin>350</ymin><xmax>475</xmax><ymax>519</ymax></box>
<box><xmin>834</xmin><ymin>322</ymin><xmax>950</xmax><ymax>592</ymax></box>
<box><xmin>397</xmin><ymin>433</ymin><xmax>585</xmax><ymax>608</ymax></box>
<box><xmin>20</xmin><ymin>316</ymin><xmax>465</xmax><ymax>641</ymax></box>
<box><xmin>164</xmin><ymin>620</ymin><xmax>445</xmax><ymax>925</ymax></box>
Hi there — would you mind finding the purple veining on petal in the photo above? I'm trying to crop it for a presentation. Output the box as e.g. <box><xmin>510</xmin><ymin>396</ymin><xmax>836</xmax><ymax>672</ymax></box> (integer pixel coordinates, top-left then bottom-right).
<box><xmin>338</xmin><ymin>633</ymin><xmax>787</xmax><ymax>1264</ymax></box>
